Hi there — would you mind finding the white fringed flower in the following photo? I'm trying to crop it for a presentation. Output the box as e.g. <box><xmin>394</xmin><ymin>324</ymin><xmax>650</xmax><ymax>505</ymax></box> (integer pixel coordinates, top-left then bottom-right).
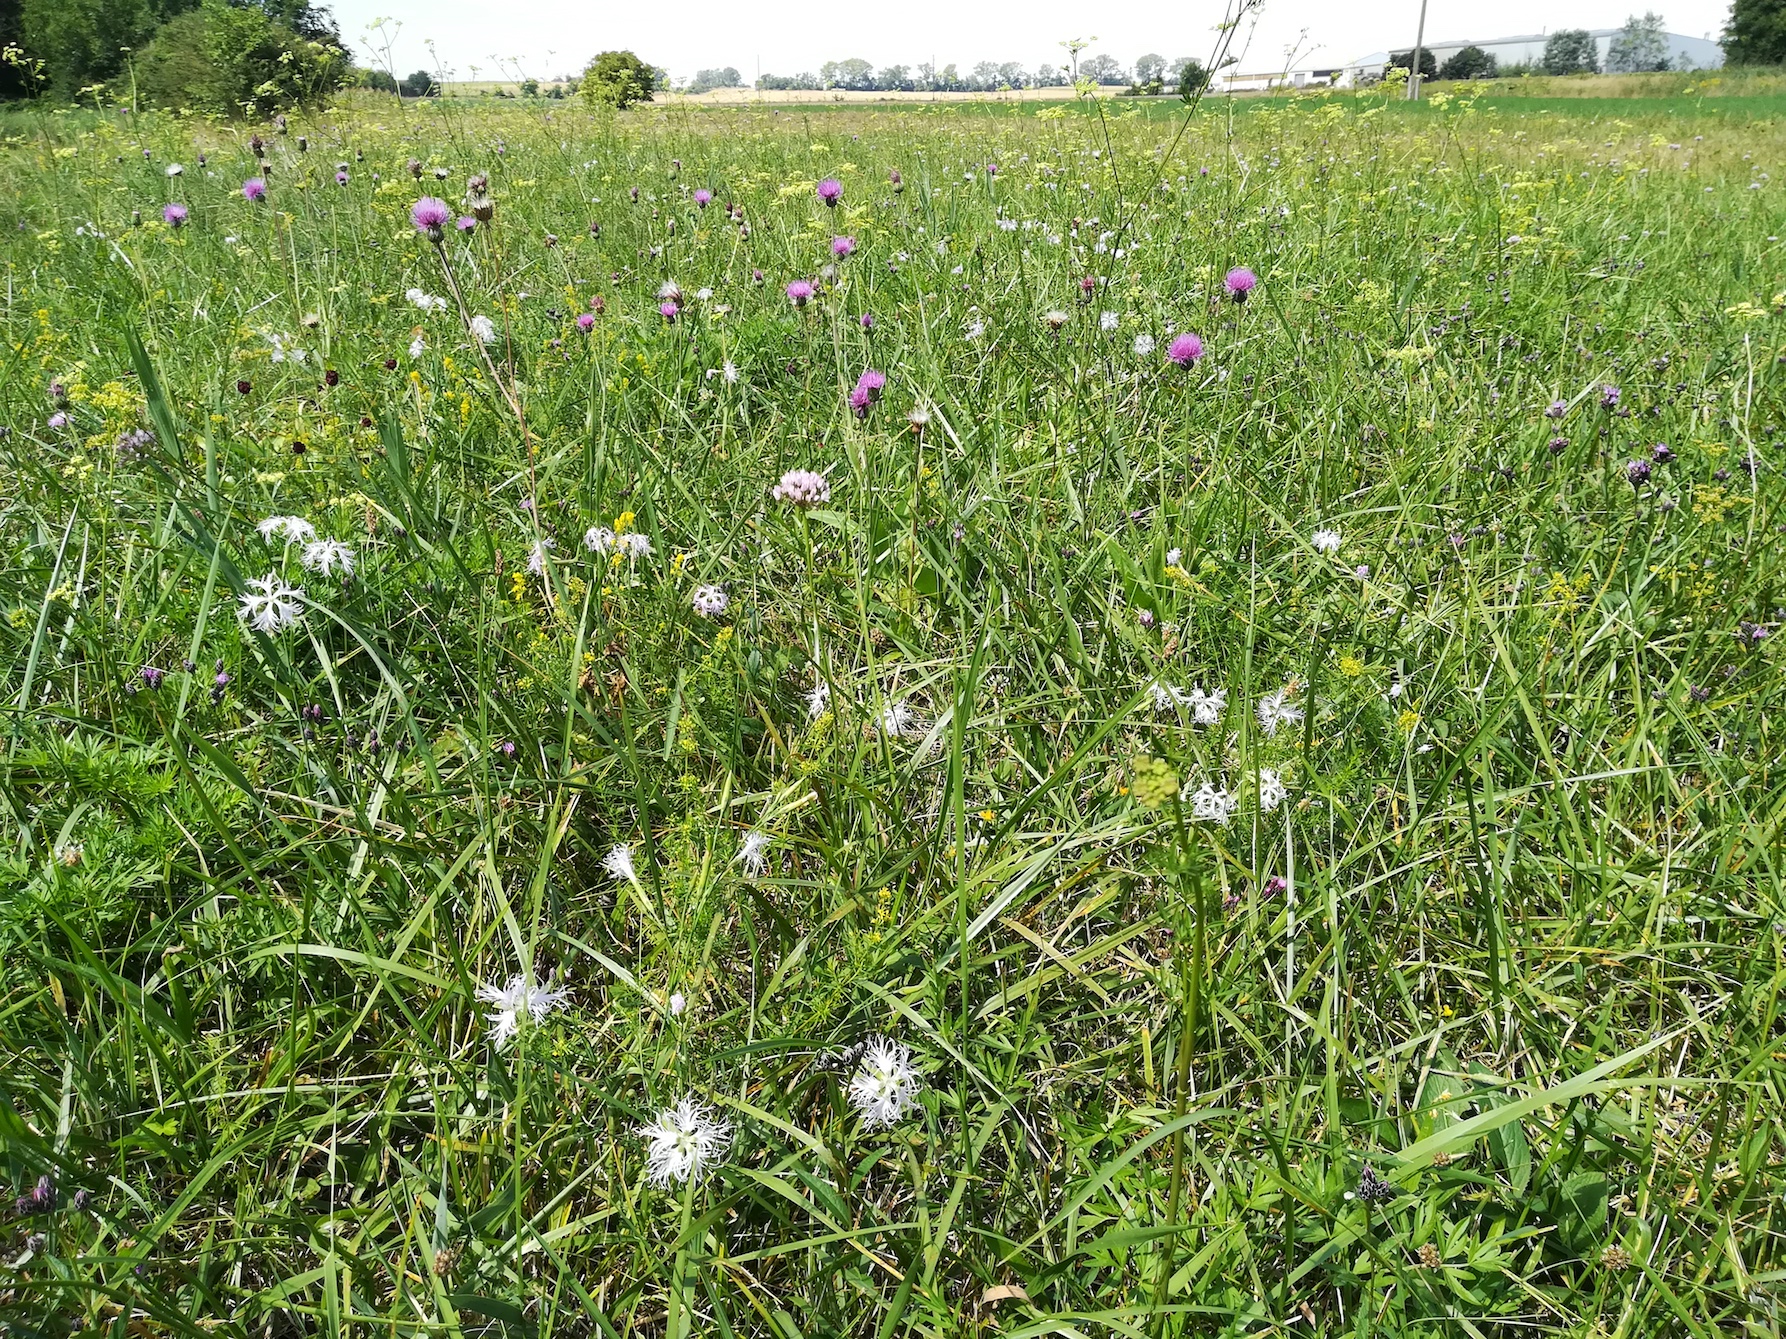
<box><xmin>527</xmin><ymin>539</ymin><xmax>555</xmax><ymax>575</ymax></box>
<box><xmin>300</xmin><ymin>538</ymin><xmax>356</xmax><ymax>577</ymax></box>
<box><xmin>238</xmin><ymin>575</ymin><xmax>304</xmax><ymax>634</ymax></box>
<box><xmin>468</xmin><ymin>314</ymin><xmax>498</xmax><ymax>344</ymax></box>
<box><xmin>691</xmin><ymin>584</ymin><xmax>728</xmax><ymax>617</ymax></box>
<box><xmin>805</xmin><ymin>681</ymin><xmax>831</xmax><ymax>719</ymax></box>
<box><xmin>639</xmin><ymin>1098</ymin><xmax>731</xmax><ymax>1185</ymax></box>
<box><xmin>584</xmin><ymin>525</ymin><xmax>615</xmax><ymax>554</ymax></box>
<box><xmin>475</xmin><ymin>973</ymin><xmax>570</xmax><ymax>1047</ymax></box>
<box><xmin>1312</xmin><ymin>528</ymin><xmax>1342</xmax><ymax>555</ymax></box>
<box><xmin>1186</xmin><ymin>685</ymin><xmax>1227</xmax><ymax>727</ymax></box>
<box><xmin>847</xmin><ymin>1036</ymin><xmax>922</xmax><ymax>1128</ymax></box>
<box><xmin>1258</xmin><ymin>767</ymin><xmax>1288</xmax><ymax>813</ymax></box>
<box><xmin>1187</xmin><ymin>781</ymin><xmax>1239</xmax><ymax>825</ymax></box>
<box><xmin>257</xmin><ymin>515</ymin><xmax>316</xmax><ymax>545</ymax></box>
<box><xmin>879</xmin><ymin>699</ymin><xmax>917</xmax><ymax>738</ymax></box>
<box><xmin>603</xmin><ymin>843</ymin><xmax>637</xmax><ymax>884</ymax></box>
<box><xmin>618</xmin><ymin>532</ymin><xmax>653</xmax><ymax>559</ymax></box>
<box><xmin>738</xmin><ymin>830</ymin><xmax>770</xmax><ymax>878</ymax></box>
<box><xmin>1256</xmin><ymin>686</ymin><xmax>1304</xmax><ymax>738</ymax></box>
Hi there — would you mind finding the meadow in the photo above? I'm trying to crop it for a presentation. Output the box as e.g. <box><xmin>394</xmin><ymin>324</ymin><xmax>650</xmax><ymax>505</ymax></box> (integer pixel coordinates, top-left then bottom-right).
<box><xmin>1</xmin><ymin>82</ymin><xmax>1784</xmax><ymax>1337</ymax></box>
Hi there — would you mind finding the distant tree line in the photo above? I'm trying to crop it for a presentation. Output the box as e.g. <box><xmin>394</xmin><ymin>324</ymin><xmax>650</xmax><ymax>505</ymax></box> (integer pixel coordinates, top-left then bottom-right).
<box><xmin>751</xmin><ymin>54</ymin><xmax>1206</xmax><ymax>93</ymax></box>
<box><xmin>1384</xmin><ymin>14</ymin><xmax>1692</xmax><ymax>85</ymax></box>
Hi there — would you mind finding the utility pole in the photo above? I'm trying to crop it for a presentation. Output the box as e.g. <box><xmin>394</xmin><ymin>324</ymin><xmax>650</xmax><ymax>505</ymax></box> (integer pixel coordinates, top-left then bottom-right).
<box><xmin>1407</xmin><ymin>0</ymin><xmax>1429</xmax><ymax>98</ymax></box>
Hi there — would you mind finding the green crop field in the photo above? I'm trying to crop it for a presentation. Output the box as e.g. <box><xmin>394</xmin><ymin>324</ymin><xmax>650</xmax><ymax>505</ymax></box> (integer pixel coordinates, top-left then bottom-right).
<box><xmin>1</xmin><ymin>85</ymin><xmax>1784</xmax><ymax>1338</ymax></box>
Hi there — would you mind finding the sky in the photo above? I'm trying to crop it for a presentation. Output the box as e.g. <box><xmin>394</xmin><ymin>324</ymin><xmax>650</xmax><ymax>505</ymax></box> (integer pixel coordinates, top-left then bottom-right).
<box><xmin>326</xmin><ymin>1</ymin><xmax>1734</xmax><ymax>85</ymax></box>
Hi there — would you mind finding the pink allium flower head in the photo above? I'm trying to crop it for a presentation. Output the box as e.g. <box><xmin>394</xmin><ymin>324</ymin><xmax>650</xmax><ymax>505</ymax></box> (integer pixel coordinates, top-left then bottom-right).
<box><xmin>1166</xmin><ymin>332</ymin><xmax>1204</xmax><ymax>368</ymax></box>
<box><xmin>242</xmin><ymin>178</ymin><xmax>266</xmax><ymax>202</ymax></box>
<box><xmin>816</xmin><ymin>178</ymin><xmax>843</xmax><ymax>206</ymax></box>
<box><xmin>831</xmin><ymin>235</ymin><xmax>856</xmax><ymax>257</ymax></box>
<box><xmin>1223</xmin><ymin>266</ymin><xmax>1257</xmax><ymax>300</ymax></box>
<box><xmin>163</xmin><ymin>203</ymin><xmax>188</xmax><ymax>227</ymax></box>
<box><xmin>856</xmin><ymin>368</ymin><xmax>885</xmax><ymax>401</ymax></box>
<box><xmin>659</xmin><ymin>302</ymin><xmax>679</xmax><ymax>323</ymax></box>
<box><xmin>693</xmin><ymin>188</ymin><xmax>712</xmax><ymax>207</ymax></box>
<box><xmin>411</xmin><ymin>196</ymin><xmax>451</xmax><ymax>240</ymax></box>
<box><xmin>773</xmin><ymin>469</ymin><xmax>831</xmax><ymax>506</ymax></box>
<box><xmin>577</xmin><ymin>312</ymin><xmax>596</xmax><ymax>332</ymax></box>
<box><xmin>786</xmin><ymin>279</ymin><xmax>815</xmax><ymax>307</ymax></box>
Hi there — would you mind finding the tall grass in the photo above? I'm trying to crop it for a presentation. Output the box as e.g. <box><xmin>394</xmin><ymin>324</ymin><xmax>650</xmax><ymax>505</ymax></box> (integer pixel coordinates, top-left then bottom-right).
<box><xmin>0</xmin><ymin>88</ymin><xmax>1782</xmax><ymax>1337</ymax></box>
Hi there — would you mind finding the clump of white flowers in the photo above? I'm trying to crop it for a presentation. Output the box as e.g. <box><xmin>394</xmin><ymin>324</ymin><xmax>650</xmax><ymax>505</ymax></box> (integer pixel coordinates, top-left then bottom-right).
<box><xmin>847</xmin><ymin>1036</ymin><xmax>922</xmax><ymax>1128</ymax></box>
<box><xmin>1311</xmin><ymin>528</ymin><xmax>1342</xmax><ymax>555</ymax></box>
<box><xmin>584</xmin><ymin>526</ymin><xmax>615</xmax><ymax>554</ymax></box>
<box><xmin>603</xmin><ymin>843</ymin><xmax>637</xmax><ymax>885</ymax></box>
<box><xmin>1187</xmin><ymin>780</ymin><xmax>1240</xmax><ymax>825</ymax></box>
<box><xmin>238</xmin><ymin>575</ymin><xmax>304</xmax><ymax>634</ymax></box>
<box><xmin>468</xmin><ymin>314</ymin><xmax>498</xmax><ymax>344</ymax></box>
<box><xmin>406</xmin><ymin>288</ymin><xmax>449</xmax><ymax>313</ymax></box>
<box><xmin>1258</xmin><ymin>767</ymin><xmax>1289</xmax><ymax>813</ymax></box>
<box><xmin>639</xmin><ymin>1098</ymin><xmax>731</xmax><ymax>1185</ymax></box>
<box><xmin>773</xmin><ymin>469</ymin><xmax>830</xmax><ymax>508</ymax></box>
<box><xmin>738</xmin><ymin>830</ymin><xmax>771</xmax><ymax>878</ymax></box>
<box><xmin>475</xmin><ymin>973</ymin><xmax>570</xmax><ymax>1047</ymax></box>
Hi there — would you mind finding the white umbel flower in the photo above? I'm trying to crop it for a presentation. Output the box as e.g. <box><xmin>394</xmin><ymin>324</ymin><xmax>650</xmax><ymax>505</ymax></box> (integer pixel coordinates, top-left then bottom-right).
<box><xmin>238</xmin><ymin>575</ymin><xmax>304</xmax><ymax>634</ymax></box>
<box><xmin>772</xmin><ymin>469</ymin><xmax>830</xmax><ymax>508</ymax></box>
<box><xmin>257</xmin><ymin>515</ymin><xmax>316</xmax><ymax>545</ymax></box>
<box><xmin>1187</xmin><ymin>781</ymin><xmax>1239</xmax><ymax>825</ymax></box>
<box><xmin>468</xmin><ymin>314</ymin><xmax>498</xmax><ymax>344</ymax></box>
<box><xmin>691</xmin><ymin>584</ymin><xmax>728</xmax><ymax>617</ymax></box>
<box><xmin>639</xmin><ymin>1098</ymin><xmax>731</xmax><ymax>1185</ymax></box>
<box><xmin>475</xmin><ymin>973</ymin><xmax>570</xmax><ymax>1047</ymax></box>
<box><xmin>603</xmin><ymin>843</ymin><xmax>637</xmax><ymax>884</ymax></box>
<box><xmin>1186</xmin><ymin>685</ymin><xmax>1227</xmax><ymax>727</ymax></box>
<box><xmin>847</xmin><ymin>1036</ymin><xmax>922</xmax><ymax>1128</ymax></box>
<box><xmin>1256</xmin><ymin>686</ymin><xmax>1304</xmax><ymax>738</ymax></box>
<box><xmin>300</xmin><ymin>538</ymin><xmax>356</xmax><ymax>577</ymax></box>
<box><xmin>738</xmin><ymin>830</ymin><xmax>771</xmax><ymax>878</ymax></box>
<box><xmin>1311</xmin><ymin>528</ymin><xmax>1342</xmax><ymax>555</ymax></box>
<box><xmin>1258</xmin><ymin>767</ymin><xmax>1288</xmax><ymax>813</ymax></box>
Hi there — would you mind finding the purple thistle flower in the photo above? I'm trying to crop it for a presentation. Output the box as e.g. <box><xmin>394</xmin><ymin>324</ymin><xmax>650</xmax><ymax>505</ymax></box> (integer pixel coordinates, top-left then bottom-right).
<box><xmin>856</xmin><ymin>368</ymin><xmax>885</xmax><ymax>402</ymax></box>
<box><xmin>1599</xmin><ymin>384</ymin><xmax>1621</xmax><ymax>408</ymax></box>
<box><xmin>1223</xmin><ymin>266</ymin><xmax>1257</xmax><ymax>301</ymax></box>
<box><xmin>786</xmin><ymin>279</ymin><xmax>815</xmax><ymax>307</ymax></box>
<box><xmin>985</xmin><ymin>162</ymin><xmax>999</xmax><ymax>177</ymax></box>
<box><xmin>139</xmin><ymin>665</ymin><xmax>165</xmax><ymax>690</ymax></box>
<box><xmin>498</xmin><ymin>740</ymin><xmax>518</xmax><ymax>759</ymax></box>
<box><xmin>335</xmin><ymin>170</ymin><xmax>349</xmax><ymax>185</ymax></box>
<box><xmin>577</xmin><ymin>312</ymin><xmax>595</xmax><ymax>332</ymax></box>
<box><xmin>831</xmin><ymin>235</ymin><xmax>856</xmax><ymax>257</ymax></box>
<box><xmin>859</xmin><ymin>312</ymin><xmax>874</xmax><ymax>330</ymax></box>
<box><xmin>1651</xmin><ymin>442</ymin><xmax>1675</xmax><ymax>463</ymax></box>
<box><xmin>752</xmin><ymin>268</ymin><xmax>765</xmax><ymax>284</ymax></box>
<box><xmin>456</xmin><ymin>216</ymin><xmax>476</xmax><ymax>233</ymax></box>
<box><xmin>411</xmin><ymin>196</ymin><xmax>451</xmax><ymax>242</ymax></box>
<box><xmin>849</xmin><ymin>385</ymin><xmax>872</xmax><ymax>419</ymax></box>
<box><xmin>889</xmin><ymin>167</ymin><xmax>904</xmax><ymax>192</ymax></box>
<box><xmin>1166</xmin><ymin>332</ymin><xmax>1204</xmax><ymax>367</ymax></box>
<box><xmin>693</xmin><ymin>188</ymin><xmax>712</xmax><ymax>207</ymax></box>
<box><xmin>242</xmin><ymin>178</ymin><xmax>266</xmax><ymax>202</ymax></box>
<box><xmin>1548</xmin><ymin>436</ymin><xmax>1569</xmax><ymax>455</ymax></box>
<box><xmin>1545</xmin><ymin>399</ymin><xmax>1567</xmax><ymax>418</ymax></box>
<box><xmin>816</xmin><ymin>178</ymin><xmax>843</xmax><ymax>206</ymax></box>
<box><xmin>162</xmin><ymin>203</ymin><xmax>188</xmax><ymax>227</ymax></box>
<box><xmin>48</xmin><ymin>412</ymin><xmax>67</xmax><ymax>429</ymax></box>
<box><xmin>1626</xmin><ymin>458</ymin><xmax>1652</xmax><ymax>485</ymax></box>
<box><xmin>659</xmin><ymin>302</ymin><xmax>679</xmax><ymax>323</ymax></box>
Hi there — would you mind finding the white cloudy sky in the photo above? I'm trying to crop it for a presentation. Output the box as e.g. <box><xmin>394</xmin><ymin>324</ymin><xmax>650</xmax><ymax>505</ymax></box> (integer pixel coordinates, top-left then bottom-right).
<box><xmin>326</xmin><ymin>1</ymin><xmax>1732</xmax><ymax>84</ymax></box>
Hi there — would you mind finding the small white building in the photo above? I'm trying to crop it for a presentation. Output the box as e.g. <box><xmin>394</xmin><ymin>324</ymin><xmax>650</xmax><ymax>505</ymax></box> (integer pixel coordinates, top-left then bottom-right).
<box><xmin>1349</xmin><ymin>28</ymin><xmax>1723</xmax><ymax>81</ymax></box>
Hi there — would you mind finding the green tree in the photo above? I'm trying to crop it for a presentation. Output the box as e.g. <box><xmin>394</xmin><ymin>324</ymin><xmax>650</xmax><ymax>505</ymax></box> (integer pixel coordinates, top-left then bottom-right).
<box><xmin>399</xmin><ymin>69</ymin><xmax>435</xmax><ymax>97</ymax></box>
<box><xmin>1391</xmin><ymin>47</ymin><xmax>1439</xmax><ymax>80</ymax></box>
<box><xmin>1438</xmin><ymin>45</ymin><xmax>1497</xmax><ymax>79</ymax></box>
<box><xmin>580</xmin><ymin>49</ymin><xmax>653</xmax><ymax>108</ymax></box>
<box><xmin>359</xmin><ymin>67</ymin><xmax>397</xmax><ymax>93</ymax></box>
<box><xmin>1542</xmin><ymin>29</ymin><xmax>1600</xmax><ymax>74</ymax></box>
<box><xmin>1607</xmin><ymin>12</ymin><xmax>1670</xmax><ymax>71</ymax></box>
<box><xmin>135</xmin><ymin>1</ymin><xmax>345</xmax><ymax>113</ymax></box>
<box><xmin>1175</xmin><ymin>58</ymin><xmax>1210</xmax><ymax>99</ymax></box>
<box><xmin>21</xmin><ymin>0</ymin><xmax>159</xmax><ymax>98</ymax></box>
<box><xmin>1725</xmin><ymin>0</ymin><xmax>1786</xmax><ymax>63</ymax></box>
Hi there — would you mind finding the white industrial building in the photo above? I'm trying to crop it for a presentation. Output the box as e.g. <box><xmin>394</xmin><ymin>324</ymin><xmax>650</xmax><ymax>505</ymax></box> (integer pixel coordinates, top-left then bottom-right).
<box><xmin>1349</xmin><ymin>28</ymin><xmax>1723</xmax><ymax>80</ymax></box>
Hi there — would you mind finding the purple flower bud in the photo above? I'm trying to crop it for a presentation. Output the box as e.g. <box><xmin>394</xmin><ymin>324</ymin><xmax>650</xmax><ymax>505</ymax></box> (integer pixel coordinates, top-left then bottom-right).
<box><xmin>1651</xmin><ymin>442</ymin><xmax>1675</xmax><ymax>463</ymax></box>
<box><xmin>139</xmin><ymin>666</ymin><xmax>164</xmax><ymax>690</ymax></box>
<box><xmin>1545</xmin><ymin>399</ymin><xmax>1567</xmax><ymax>418</ymax></box>
<box><xmin>1626</xmin><ymin>459</ymin><xmax>1652</xmax><ymax>485</ymax></box>
<box><xmin>1599</xmin><ymin>384</ymin><xmax>1621</xmax><ymax>408</ymax></box>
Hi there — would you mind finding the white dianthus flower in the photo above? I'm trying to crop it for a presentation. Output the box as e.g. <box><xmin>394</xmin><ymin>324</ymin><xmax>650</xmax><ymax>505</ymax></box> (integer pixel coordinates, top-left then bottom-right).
<box><xmin>468</xmin><ymin>314</ymin><xmax>498</xmax><ymax>344</ymax></box>
<box><xmin>879</xmin><ymin>699</ymin><xmax>917</xmax><ymax>738</ymax></box>
<box><xmin>738</xmin><ymin>830</ymin><xmax>770</xmax><ymax>878</ymax></box>
<box><xmin>475</xmin><ymin>973</ymin><xmax>570</xmax><ymax>1048</ymax></box>
<box><xmin>1311</xmin><ymin>528</ymin><xmax>1342</xmax><ymax>555</ymax></box>
<box><xmin>257</xmin><ymin>515</ymin><xmax>316</xmax><ymax>545</ymax></box>
<box><xmin>619</xmin><ymin>532</ymin><xmax>653</xmax><ymax>559</ymax></box>
<box><xmin>1133</xmin><ymin>334</ymin><xmax>1155</xmax><ymax>357</ymax></box>
<box><xmin>691</xmin><ymin>584</ymin><xmax>728</xmax><ymax>617</ymax></box>
<box><xmin>848</xmin><ymin>1036</ymin><xmax>922</xmax><ymax>1128</ymax></box>
<box><xmin>603</xmin><ymin>843</ymin><xmax>637</xmax><ymax>884</ymax></box>
<box><xmin>639</xmin><ymin>1098</ymin><xmax>731</xmax><ymax>1185</ymax></box>
<box><xmin>1256</xmin><ymin>686</ymin><xmax>1304</xmax><ymax>738</ymax></box>
<box><xmin>300</xmin><ymin>538</ymin><xmax>356</xmax><ymax>578</ymax></box>
<box><xmin>527</xmin><ymin>539</ymin><xmax>555</xmax><ymax>575</ymax></box>
<box><xmin>1258</xmin><ymin>767</ymin><xmax>1288</xmax><ymax>813</ymax></box>
<box><xmin>238</xmin><ymin>575</ymin><xmax>304</xmax><ymax>634</ymax></box>
<box><xmin>409</xmin><ymin>335</ymin><xmax>427</xmax><ymax>360</ymax></box>
<box><xmin>1187</xmin><ymin>781</ymin><xmax>1239</xmax><ymax>825</ymax></box>
<box><xmin>1186</xmin><ymin>685</ymin><xmax>1227</xmax><ymax>727</ymax></box>
<box><xmin>1099</xmin><ymin>310</ymin><xmax>1120</xmax><ymax>332</ymax></box>
<box><xmin>805</xmin><ymin>680</ymin><xmax>831</xmax><ymax>719</ymax></box>
<box><xmin>583</xmin><ymin>526</ymin><xmax>615</xmax><ymax>554</ymax></box>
